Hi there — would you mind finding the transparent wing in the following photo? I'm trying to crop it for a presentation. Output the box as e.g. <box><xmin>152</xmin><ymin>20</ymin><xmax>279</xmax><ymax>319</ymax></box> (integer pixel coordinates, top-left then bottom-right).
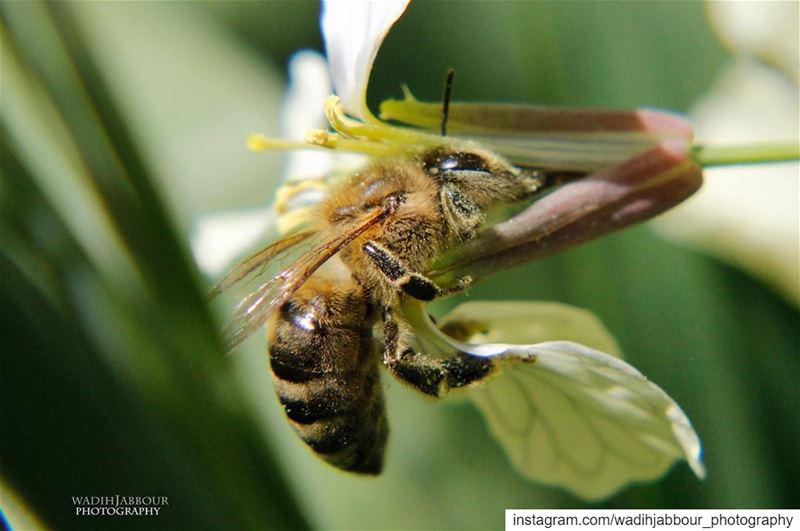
<box><xmin>468</xmin><ymin>340</ymin><xmax>704</xmax><ymax>501</ymax></box>
<box><xmin>218</xmin><ymin>204</ymin><xmax>390</xmax><ymax>351</ymax></box>
<box><xmin>207</xmin><ymin>230</ymin><xmax>317</xmax><ymax>301</ymax></box>
<box><xmin>380</xmin><ymin>98</ymin><xmax>694</xmax><ymax>172</ymax></box>
<box><xmin>449</xmin><ymin>104</ymin><xmax>688</xmax><ymax>173</ymax></box>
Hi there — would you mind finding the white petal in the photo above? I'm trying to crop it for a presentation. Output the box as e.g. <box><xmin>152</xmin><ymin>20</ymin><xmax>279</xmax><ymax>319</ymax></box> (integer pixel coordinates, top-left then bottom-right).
<box><xmin>282</xmin><ymin>50</ymin><xmax>331</xmax><ymax>139</ymax></box>
<box><xmin>467</xmin><ymin>341</ymin><xmax>704</xmax><ymax>500</ymax></box>
<box><xmin>427</xmin><ymin>302</ymin><xmax>703</xmax><ymax>499</ymax></box>
<box><xmin>706</xmin><ymin>1</ymin><xmax>798</xmax><ymax>80</ymax></box>
<box><xmin>653</xmin><ymin>59</ymin><xmax>799</xmax><ymax>305</ymax></box>
<box><xmin>321</xmin><ymin>0</ymin><xmax>410</xmax><ymax>119</ymax></box>
<box><xmin>190</xmin><ymin>207</ymin><xmax>275</xmax><ymax>276</ymax></box>
<box><xmin>440</xmin><ymin>301</ymin><xmax>622</xmax><ymax>358</ymax></box>
<box><xmin>282</xmin><ymin>50</ymin><xmax>336</xmax><ymax>183</ymax></box>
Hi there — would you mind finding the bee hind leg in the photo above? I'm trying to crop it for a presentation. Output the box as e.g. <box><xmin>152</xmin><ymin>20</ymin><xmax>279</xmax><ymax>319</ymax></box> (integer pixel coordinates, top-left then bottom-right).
<box><xmin>382</xmin><ymin>308</ymin><xmax>495</xmax><ymax>398</ymax></box>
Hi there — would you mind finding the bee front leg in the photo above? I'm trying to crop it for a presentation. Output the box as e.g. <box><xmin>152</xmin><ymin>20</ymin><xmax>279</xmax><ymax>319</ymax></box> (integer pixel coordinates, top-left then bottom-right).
<box><xmin>440</xmin><ymin>185</ymin><xmax>484</xmax><ymax>240</ymax></box>
<box><xmin>382</xmin><ymin>309</ymin><xmax>495</xmax><ymax>398</ymax></box>
<box><xmin>363</xmin><ymin>240</ymin><xmax>442</xmax><ymax>301</ymax></box>
<box><xmin>363</xmin><ymin>241</ymin><xmax>472</xmax><ymax>301</ymax></box>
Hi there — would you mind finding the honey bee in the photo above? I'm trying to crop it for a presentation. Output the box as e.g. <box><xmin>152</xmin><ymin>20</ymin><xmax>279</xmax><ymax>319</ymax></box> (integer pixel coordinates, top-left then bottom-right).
<box><xmin>211</xmin><ymin>143</ymin><xmax>577</xmax><ymax>473</ymax></box>
<box><xmin>208</xmin><ymin>70</ymin><xmax>706</xmax><ymax>495</ymax></box>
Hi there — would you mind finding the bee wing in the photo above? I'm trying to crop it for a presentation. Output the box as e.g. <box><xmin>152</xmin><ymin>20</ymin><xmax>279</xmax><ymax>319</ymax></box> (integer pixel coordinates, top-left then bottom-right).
<box><xmin>466</xmin><ymin>341</ymin><xmax>704</xmax><ymax>501</ymax></box>
<box><xmin>207</xmin><ymin>229</ymin><xmax>317</xmax><ymax>301</ymax></box>
<box><xmin>449</xmin><ymin>105</ymin><xmax>692</xmax><ymax>172</ymax></box>
<box><xmin>219</xmin><ymin>204</ymin><xmax>390</xmax><ymax>351</ymax></box>
<box><xmin>381</xmin><ymin>99</ymin><xmax>694</xmax><ymax>172</ymax></box>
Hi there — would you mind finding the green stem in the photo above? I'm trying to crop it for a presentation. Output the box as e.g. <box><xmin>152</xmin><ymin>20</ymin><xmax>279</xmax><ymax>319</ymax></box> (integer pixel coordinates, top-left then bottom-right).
<box><xmin>693</xmin><ymin>143</ymin><xmax>799</xmax><ymax>167</ymax></box>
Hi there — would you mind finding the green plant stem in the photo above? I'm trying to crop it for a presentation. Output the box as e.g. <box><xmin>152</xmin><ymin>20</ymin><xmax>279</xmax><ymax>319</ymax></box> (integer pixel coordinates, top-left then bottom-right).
<box><xmin>693</xmin><ymin>143</ymin><xmax>800</xmax><ymax>167</ymax></box>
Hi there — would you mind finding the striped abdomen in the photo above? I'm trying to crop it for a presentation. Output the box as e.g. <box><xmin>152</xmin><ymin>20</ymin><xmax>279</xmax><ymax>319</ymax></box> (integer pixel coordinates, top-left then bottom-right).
<box><xmin>268</xmin><ymin>277</ymin><xmax>387</xmax><ymax>474</ymax></box>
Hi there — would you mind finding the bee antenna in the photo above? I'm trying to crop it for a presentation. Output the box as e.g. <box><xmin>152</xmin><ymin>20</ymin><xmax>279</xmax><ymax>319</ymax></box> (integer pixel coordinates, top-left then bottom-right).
<box><xmin>440</xmin><ymin>68</ymin><xmax>455</xmax><ymax>137</ymax></box>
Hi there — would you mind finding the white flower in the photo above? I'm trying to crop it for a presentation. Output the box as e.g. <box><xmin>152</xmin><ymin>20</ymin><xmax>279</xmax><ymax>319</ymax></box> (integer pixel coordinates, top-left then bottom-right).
<box><xmin>321</xmin><ymin>0</ymin><xmax>410</xmax><ymax>120</ymax></box>
<box><xmin>191</xmin><ymin>1</ymin><xmax>409</xmax><ymax>274</ymax></box>
<box><xmin>196</xmin><ymin>0</ymin><xmax>704</xmax><ymax>500</ymax></box>
<box><xmin>405</xmin><ymin>299</ymin><xmax>705</xmax><ymax>500</ymax></box>
<box><xmin>653</xmin><ymin>2</ymin><xmax>799</xmax><ymax>305</ymax></box>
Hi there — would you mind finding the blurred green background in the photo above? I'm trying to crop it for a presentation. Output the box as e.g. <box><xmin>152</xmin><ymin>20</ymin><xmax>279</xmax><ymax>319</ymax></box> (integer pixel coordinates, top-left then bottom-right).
<box><xmin>1</xmin><ymin>1</ymin><xmax>797</xmax><ymax>530</ymax></box>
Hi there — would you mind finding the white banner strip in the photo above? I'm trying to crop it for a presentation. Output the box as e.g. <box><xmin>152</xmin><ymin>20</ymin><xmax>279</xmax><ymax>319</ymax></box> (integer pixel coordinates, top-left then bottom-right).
<box><xmin>506</xmin><ymin>509</ymin><xmax>799</xmax><ymax>531</ymax></box>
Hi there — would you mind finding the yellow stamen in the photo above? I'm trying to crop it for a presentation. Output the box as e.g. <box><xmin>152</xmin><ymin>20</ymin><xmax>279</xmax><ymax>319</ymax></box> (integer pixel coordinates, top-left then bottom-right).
<box><xmin>247</xmin><ymin>134</ymin><xmax>313</xmax><ymax>152</ymax></box>
<box><xmin>305</xmin><ymin>129</ymin><xmax>398</xmax><ymax>156</ymax></box>
<box><xmin>273</xmin><ymin>179</ymin><xmax>328</xmax><ymax>214</ymax></box>
<box><xmin>324</xmin><ymin>95</ymin><xmax>444</xmax><ymax>150</ymax></box>
<box><xmin>379</xmin><ymin>88</ymin><xmax>441</xmax><ymax>130</ymax></box>
<box><xmin>277</xmin><ymin>207</ymin><xmax>316</xmax><ymax>236</ymax></box>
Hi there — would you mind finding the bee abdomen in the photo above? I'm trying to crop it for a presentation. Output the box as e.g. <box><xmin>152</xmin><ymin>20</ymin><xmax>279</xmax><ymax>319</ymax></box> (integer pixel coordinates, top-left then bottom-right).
<box><xmin>269</xmin><ymin>345</ymin><xmax>326</xmax><ymax>383</ymax></box>
<box><xmin>279</xmin><ymin>395</ymin><xmax>338</xmax><ymax>424</ymax></box>
<box><xmin>304</xmin><ymin>390</ymin><xmax>387</xmax><ymax>473</ymax></box>
<box><xmin>268</xmin><ymin>278</ymin><xmax>387</xmax><ymax>474</ymax></box>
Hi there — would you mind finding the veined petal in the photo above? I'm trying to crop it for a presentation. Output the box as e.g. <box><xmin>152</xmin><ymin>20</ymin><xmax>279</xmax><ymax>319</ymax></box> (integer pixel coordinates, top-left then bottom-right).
<box><xmin>466</xmin><ymin>340</ymin><xmax>704</xmax><ymax>500</ymax></box>
<box><xmin>412</xmin><ymin>301</ymin><xmax>704</xmax><ymax>500</ymax></box>
<box><xmin>438</xmin><ymin>301</ymin><xmax>622</xmax><ymax>359</ymax></box>
<box><xmin>321</xmin><ymin>0</ymin><xmax>410</xmax><ymax>121</ymax></box>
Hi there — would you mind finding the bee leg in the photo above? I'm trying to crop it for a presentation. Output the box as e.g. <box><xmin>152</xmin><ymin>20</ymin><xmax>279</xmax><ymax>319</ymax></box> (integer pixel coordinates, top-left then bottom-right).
<box><xmin>440</xmin><ymin>185</ymin><xmax>484</xmax><ymax>239</ymax></box>
<box><xmin>362</xmin><ymin>240</ymin><xmax>440</xmax><ymax>301</ymax></box>
<box><xmin>382</xmin><ymin>309</ymin><xmax>495</xmax><ymax>398</ymax></box>
<box><xmin>363</xmin><ymin>241</ymin><xmax>472</xmax><ymax>300</ymax></box>
<box><xmin>439</xmin><ymin>275</ymin><xmax>472</xmax><ymax>296</ymax></box>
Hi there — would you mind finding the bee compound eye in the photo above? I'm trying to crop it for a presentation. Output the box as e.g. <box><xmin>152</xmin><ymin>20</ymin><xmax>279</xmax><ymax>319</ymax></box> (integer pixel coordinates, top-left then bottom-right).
<box><xmin>432</xmin><ymin>152</ymin><xmax>491</xmax><ymax>174</ymax></box>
